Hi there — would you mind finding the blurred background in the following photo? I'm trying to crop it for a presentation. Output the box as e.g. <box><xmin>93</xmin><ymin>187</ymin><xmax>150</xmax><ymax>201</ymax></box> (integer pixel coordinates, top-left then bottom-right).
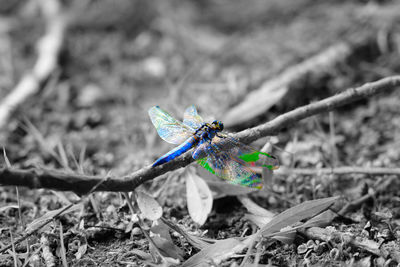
<box><xmin>1</xmin><ymin>0</ymin><xmax>400</xmax><ymax>265</ymax></box>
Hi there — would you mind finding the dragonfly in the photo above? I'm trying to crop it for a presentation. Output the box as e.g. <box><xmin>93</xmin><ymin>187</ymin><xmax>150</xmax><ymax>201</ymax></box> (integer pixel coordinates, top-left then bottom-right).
<box><xmin>148</xmin><ymin>105</ymin><xmax>279</xmax><ymax>189</ymax></box>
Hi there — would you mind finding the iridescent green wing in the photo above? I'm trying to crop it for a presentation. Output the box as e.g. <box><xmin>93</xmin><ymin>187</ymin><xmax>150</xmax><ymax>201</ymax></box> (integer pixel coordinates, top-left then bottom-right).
<box><xmin>148</xmin><ymin>106</ymin><xmax>194</xmax><ymax>145</ymax></box>
<box><xmin>193</xmin><ymin>135</ymin><xmax>279</xmax><ymax>189</ymax></box>
<box><xmin>183</xmin><ymin>105</ymin><xmax>204</xmax><ymax>130</ymax></box>
<box><xmin>217</xmin><ymin>134</ymin><xmax>279</xmax><ymax>171</ymax></box>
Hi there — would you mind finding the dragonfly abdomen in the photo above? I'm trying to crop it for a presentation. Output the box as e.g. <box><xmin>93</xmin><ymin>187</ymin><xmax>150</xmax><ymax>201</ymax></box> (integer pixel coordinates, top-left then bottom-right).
<box><xmin>152</xmin><ymin>136</ymin><xmax>199</xmax><ymax>167</ymax></box>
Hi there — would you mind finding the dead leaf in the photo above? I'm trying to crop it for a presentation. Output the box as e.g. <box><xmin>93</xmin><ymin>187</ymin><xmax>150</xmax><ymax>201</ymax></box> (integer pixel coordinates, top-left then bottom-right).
<box><xmin>150</xmin><ymin>220</ymin><xmax>184</xmax><ymax>261</ymax></box>
<box><xmin>302</xmin><ymin>209</ymin><xmax>337</xmax><ymax>228</ymax></box>
<box><xmin>237</xmin><ymin>195</ymin><xmax>275</xmax><ymax>217</ymax></box>
<box><xmin>244</xmin><ymin>213</ymin><xmax>273</xmax><ymax>228</ymax></box>
<box><xmin>161</xmin><ymin>217</ymin><xmax>212</xmax><ymax>250</ymax></box>
<box><xmin>271</xmin><ymin>228</ymin><xmax>297</xmax><ymax>244</ymax></box>
<box><xmin>182</xmin><ymin>238</ymin><xmax>247</xmax><ymax>267</ymax></box>
<box><xmin>186</xmin><ymin>171</ymin><xmax>213</xmax><ymax>225</ymax></box>
<box><xmin>136</xmin><ymin>191</ymin><xmax>162</xmax><ymax>221</ymax></box>
<box><xmin>260</xmin><ymin>196</ymin><xmax>339</xmax><ymax>236</ymax></box>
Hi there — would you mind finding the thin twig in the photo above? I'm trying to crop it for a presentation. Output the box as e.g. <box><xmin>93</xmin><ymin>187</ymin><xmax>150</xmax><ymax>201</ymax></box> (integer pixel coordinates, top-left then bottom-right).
<box><xmin>277</xmin><ymin>166</ymin><xmax>400</xmax><ymax>176</ymax></box>
<box><xmin>0</xmin><ymin>0</ymin><xmax>67</xmax><ymax>129</ymax></box>
<box><xmin>300</xmin><ymin>226</ymin><xmax>383</xmax><ymax>258</ymax></box>
<box><xmin>337</xmin><ymin>177</ymin><xmax>395</xmax><ymax>217</ymax></box>
<box><xmin>0</xmin><ymin>76</ymin><xmax>399</xmax><ymax>193</ymax></box>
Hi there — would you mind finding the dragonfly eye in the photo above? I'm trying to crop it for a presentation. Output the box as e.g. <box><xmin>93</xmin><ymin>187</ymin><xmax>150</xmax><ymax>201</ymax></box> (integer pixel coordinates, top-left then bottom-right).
<box><xmin>212</xmin><ymin>120</ymin><xmax>224</xmax><ymax>131</ymax></box>
<box><xmin>218</xmin><ymin>121</ymin><xmax>224</xmax><ymax>131</ymax></box>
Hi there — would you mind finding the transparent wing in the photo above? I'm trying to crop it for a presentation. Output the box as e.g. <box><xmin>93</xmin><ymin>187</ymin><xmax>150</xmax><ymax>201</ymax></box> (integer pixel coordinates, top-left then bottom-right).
<box><xmin>148</xmin><ymin>106</ymin><xmax>194</xmax><ymax>145</ymax></box>
<box><xmin>193</xmin><ymin>134</ymin><xmax>279</xmax><ymax>189</ymax></box>
<box><xmin>183</xmin><ymin>105</ymin><xmax>204</xmax><ymax>130</ymax></box>
<box><xmin>193</xmin><ymin>134</ymin><xmax>279</xmax><ymax>170</ymax></box>
<box><xmin>194</xmin><ymin>140</ymin><xmax>263</xmax><ymax>188</ymax></box>
<box><xmin>217</xmin><ymin>134</ymin><xmax>280</xmax><ymax>171</ymax></box>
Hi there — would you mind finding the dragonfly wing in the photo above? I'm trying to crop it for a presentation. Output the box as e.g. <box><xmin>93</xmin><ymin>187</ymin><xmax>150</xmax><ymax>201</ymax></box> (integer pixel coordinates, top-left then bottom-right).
<box><xmin>213</xmin><ymin>134</ymin><xmax>280</xmax><ymax>171</ymax></box>
<box><xmin>148</xmin><ymin>106</ymin><xmax>194</xmax><ymax>145</ymax></box>
<box><xmin>183</xmin><ymin>105</ymin><xmax>204</xmax><ymax>129</ymax></box>
<box><xmin>194</xmin><ymin>140</ymin><xmax>263</xmax><ymax>188</ymax></box>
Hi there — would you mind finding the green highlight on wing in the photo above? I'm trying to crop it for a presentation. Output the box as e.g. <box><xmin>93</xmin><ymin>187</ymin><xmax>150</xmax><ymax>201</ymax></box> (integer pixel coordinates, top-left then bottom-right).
<box><xmin>197</xmin><ymin>158</ymin><xmax>215</xmax><ymax>175</ymax></box>
<box><xmin>196</xmin><ymin>158</ymin><xmax>263</xmax><ymax>189</ymax></box>
<box><xmin>238</xmin><ymin>151</ymin><xmax>279</xmax><ymax>170</ymax></box>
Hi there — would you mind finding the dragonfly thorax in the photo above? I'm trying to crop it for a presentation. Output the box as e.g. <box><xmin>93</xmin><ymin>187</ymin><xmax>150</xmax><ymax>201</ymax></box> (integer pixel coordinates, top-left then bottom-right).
<box><xmin>211</xmin><ymin>120</ymin><xmax>224</xmax><ymax>131</ymax></box>
<box><xmin>193</xmin><ymin>121</ymin><xmax>223</xmax><ymax>144</ymax></box>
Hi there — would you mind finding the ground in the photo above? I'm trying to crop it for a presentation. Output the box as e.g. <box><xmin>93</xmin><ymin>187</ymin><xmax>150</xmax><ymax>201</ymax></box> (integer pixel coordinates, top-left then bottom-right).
<box><xmin>1</xmin><ymin>0</ymin><xmax>400</xmax><ymax>266</ymax></box>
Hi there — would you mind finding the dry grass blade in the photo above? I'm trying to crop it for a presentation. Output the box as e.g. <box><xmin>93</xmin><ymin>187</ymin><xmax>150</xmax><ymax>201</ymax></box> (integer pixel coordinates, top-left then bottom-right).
<box><xmin>23</xmin><ymin>119</ymin><xmax>62</xmax><ymax>165</ymax></box>
<box><xmin>3</xmin><ymin>148</ymin><xmax>23</xmax><ymax>227</ymax></box>
<box><xmin>9</xmin><ymin>229</ymin><xmax>18</xmax><ymax>267</ymax></box>
<box><xmin>0</xmin><ymin>204</ymin><xmax>76</xmax><ymax>254</ymax></box>
<box><xmin>59</xmin><ymin>222</ymin><xmax>68</xmax><ymax>267</ymax></box>
<box><xmin>0</xmin><ymin>205</ymin><xmax>19</xmax><ymax>213</ymax></box>
<box><xmin>26</xmin><ymin>204</ymin><xmax>81</xmax><ymax>233</ymax></box>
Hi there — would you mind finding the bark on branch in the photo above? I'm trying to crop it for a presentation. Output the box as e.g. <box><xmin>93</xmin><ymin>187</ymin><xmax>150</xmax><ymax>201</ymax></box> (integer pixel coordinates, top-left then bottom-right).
<box><xmin>0</xmin><ymin>76</ymin><xmax>399</xmax><ymax>194</ymax></box>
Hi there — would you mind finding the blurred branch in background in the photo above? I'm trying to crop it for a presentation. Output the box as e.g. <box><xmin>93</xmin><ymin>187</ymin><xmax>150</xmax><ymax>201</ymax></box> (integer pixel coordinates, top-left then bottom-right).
<box><xmin>223</xmin><ymin>33</ymin><xmax>376</xmax><ymax>127</ymax></box>
<box><xmin>0</xmin><ymin>76</ymin><xmax>399</xmax><ymax>193</ymax></box>
<box><xmin>0</xmin><ymin>0</ymin><xmax>67</xmax><ymax>129</ymax></box>
<box><xmin>278</xmin><ymin>166</ymin><xmax>400</xmax><ymax>176</ymax></box>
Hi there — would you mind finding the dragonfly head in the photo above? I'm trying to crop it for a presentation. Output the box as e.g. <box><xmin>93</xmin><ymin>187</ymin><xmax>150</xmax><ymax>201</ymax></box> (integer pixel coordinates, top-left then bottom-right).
<box><xmin>211</xmin><ymin>120</ymin><xmax>224</xmax><ymax>131</ymax></box>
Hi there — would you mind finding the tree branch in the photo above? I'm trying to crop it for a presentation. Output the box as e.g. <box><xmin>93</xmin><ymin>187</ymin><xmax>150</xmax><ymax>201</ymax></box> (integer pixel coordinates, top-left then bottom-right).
<box><xmin>0</xmin><ymin>76</ymin><xmax>400</xmax><ymax>193</ymax></box>
<box><xmin>0</xmin><ymin>0</ymin><xmax>67</xmax><ymax>129</ymax></box>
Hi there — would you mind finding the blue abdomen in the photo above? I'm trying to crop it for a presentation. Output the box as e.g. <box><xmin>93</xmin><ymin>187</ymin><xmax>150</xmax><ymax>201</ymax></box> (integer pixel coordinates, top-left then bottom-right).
<box><xmin>152</xmin><ymin>136</ymin><xmax>198</xmax><ymax>167</ymax></box>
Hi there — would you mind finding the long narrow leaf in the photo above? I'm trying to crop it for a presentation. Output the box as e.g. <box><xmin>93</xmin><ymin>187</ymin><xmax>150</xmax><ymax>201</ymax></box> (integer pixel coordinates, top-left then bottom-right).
<box><xmin>259</xmin><ymin>196</ymin><xmax>339</xmax><ymax>236</ymax></box>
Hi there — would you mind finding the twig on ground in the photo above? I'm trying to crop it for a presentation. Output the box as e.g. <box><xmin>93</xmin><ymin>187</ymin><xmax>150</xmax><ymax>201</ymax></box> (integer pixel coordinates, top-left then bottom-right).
<box><xmin>301</xmin><ymin>223</ymin><xmax>400</xmax><ymax>263</ymax></box>
<box><xmin>235</xmin><ymin>76</ymin><xmax>400</xmax><ymax>144</ymax></box>
<box><xmin>277</xmin><ymin>167</ymin><xmax>400</xmax><ymax>177</ymax></box>
<box><xmin>0</xmin><ymin>76</ymin><xmax>399</xmax><ymax>193</ymax></box>
<box><xmin>0</xmin><ymin>0</ymin><xmax>67</xmax><ymax>129</ymax></box>
<box><xmin>223</xmin><ymin>33</ymin><xmax>375</xmax><ymax>126</ymax></box>
<box><xmin>300</xmin><ymin>226</ymin><xmax>383</xmax><ymax>258</ymax></box>
<box><xmin>337</xmin><ymin>177</ymin><xmax>395</xmax><ymax>217</ymax></box>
